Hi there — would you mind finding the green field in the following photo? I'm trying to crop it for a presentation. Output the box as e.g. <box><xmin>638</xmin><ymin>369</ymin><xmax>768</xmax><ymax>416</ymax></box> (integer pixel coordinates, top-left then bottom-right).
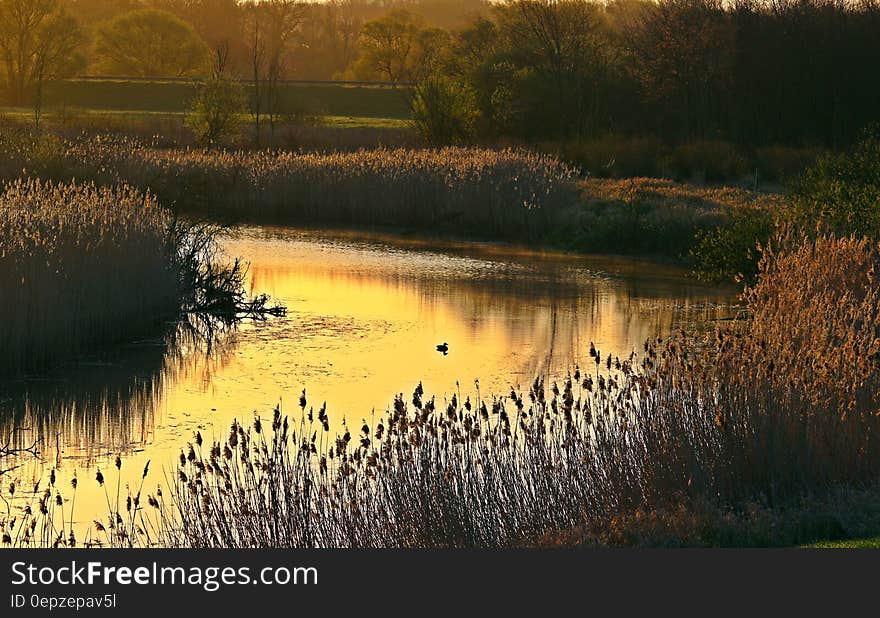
<box><xmin>0</xmin><ymin>107</ymin><xmax>411</xmax><ymax>130</ymax></box>
<box><xmin>804</xmin><ymin>537</ymin><xmax>880</xmax><ymax>548</ymax></box>
<box><xmin>39</xmin><ymin>78</ymin><xmax>412</xmax><ymax>119</ymax></box>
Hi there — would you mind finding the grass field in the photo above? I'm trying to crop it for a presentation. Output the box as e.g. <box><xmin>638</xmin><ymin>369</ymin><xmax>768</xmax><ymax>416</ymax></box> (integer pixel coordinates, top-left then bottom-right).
<box><xmin>0</xmin><ymin>107</ymin><xmax>410</xmax><ymax>130</ymax></box>
<box><xmin>805</xmin><ymin>538</ymin><xmax>880</xmax><ymax>548</ymax></box>
<box><xmin>40</xmin><ymin>78</ymin><xmax>412</xmax><ymax>119</ymax></box>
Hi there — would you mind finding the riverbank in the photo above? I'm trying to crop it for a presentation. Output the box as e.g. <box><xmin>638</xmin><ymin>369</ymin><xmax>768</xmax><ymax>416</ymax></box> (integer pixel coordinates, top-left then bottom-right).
<box><xmin>0</xmin><ymin>131</ymin><xmax>782</xmax><ymax>276</ymax></box>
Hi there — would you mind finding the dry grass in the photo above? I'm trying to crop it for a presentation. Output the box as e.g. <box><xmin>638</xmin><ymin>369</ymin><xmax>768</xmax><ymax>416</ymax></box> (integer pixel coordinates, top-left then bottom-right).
<box><xmin>2</xmin><ymin>130</ymin><xmax>789</xmax><ymax>262</ymax></box>
<box><xmin>86</xmin><ymin>140</ymin><xmax>577</xmax><ymax>240</ymax></box>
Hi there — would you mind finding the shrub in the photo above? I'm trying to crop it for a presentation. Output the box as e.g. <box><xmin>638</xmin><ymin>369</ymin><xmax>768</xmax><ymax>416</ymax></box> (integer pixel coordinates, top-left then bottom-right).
<box><xmin>557</xmin><ymin>135</ymin><xmax>666</xmax><ymax>178</ymax></box>
<box><xmin>754</xmin><ymin>144</ymin><xmax>822</xmax><ymax>183</ymax></box>
<box><xmin>570</xmin><ymin>178</ymin><xmax>775</xmax><ymax>258</ymax></box>
<box><xmin>410</xmin><ymin>78</ymin><xmax>478</xmax><ymax>146</ymax></box>
<box><xmin>691</xmin><ymin>205</ymin><xmax>775</xmax><ymax>283</ymax></box>
<box><xmin>186</xmin><ymin>77</ymin><xmax>247</xmax><ymax>145</ymax></box>
<box><xmin>789</xmin><ymin>127</ymin><xmax>880</xmax><ymax>238</ymax></box>
<box><xmin>664</xmin><ymin>139</ymin><xmax>749</xmax><ymax>182</ymax></box>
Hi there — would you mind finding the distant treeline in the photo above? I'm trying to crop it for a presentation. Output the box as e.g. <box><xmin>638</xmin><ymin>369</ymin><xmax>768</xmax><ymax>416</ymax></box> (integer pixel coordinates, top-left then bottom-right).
<box><xmin>427</xmin><ymin>0</ymin><xmax>880</xmax><ymax>147</ymax></box>
<box><xmin>2</xmin><ymin>0</ymin><xmax>878</xmax><ymax>147</ymax></box>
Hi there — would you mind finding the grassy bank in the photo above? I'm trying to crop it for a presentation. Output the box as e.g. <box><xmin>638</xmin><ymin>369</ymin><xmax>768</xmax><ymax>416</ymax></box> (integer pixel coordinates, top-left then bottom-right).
<box><xmin>0</xmin><ymin>130</ymin><xmax>784</xmax><ymax>267</ymax></box>
<box><xmin>568</xmin><ymin>178</ymin><xmax>781</xmax><ymax>260</ymax></box>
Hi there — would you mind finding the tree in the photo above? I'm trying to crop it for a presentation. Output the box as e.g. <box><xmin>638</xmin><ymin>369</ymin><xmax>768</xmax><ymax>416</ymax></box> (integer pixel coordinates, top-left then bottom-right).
<box><xmin>350</xmin><ymin>9</ymin><xmax>448</xmax><ymax>84</ymax></box>
<box><xmin>495</xmin><ymin>0</ymin><xmax>605</xmax><ymax>137</ymax></box>
<box><xmin>243</xmin><ymin>0</ymin><xmax>304</xmax><ymax>143</ymax></box>
<box><xmin>94</xmin><ymin>9</ymin><xmax>210</xmax><ymax>76</ymax></box>
<box><xmin>410</xmin><ymin>76</ymin><xmax>477</xmax><ymax>145</ymax></box>
<box><xmin>150</xmin><ymin>0</ymin><xmax>248</xmax><ymax>72</ymax></box>
<box><xmin>295</xmin><ymin>0</ymin><xmax>362</xmax><ymax>79</ymax></box>
<box><xmin>186</xmin><ymin>42</ymin><xmax>246</xmax><ymax>144</ymax></box>
<box><xmin>0</xmin><ymin>0</ymin><xmax>84</xmax><ymax>105</ymax></box>
<box><xmin>628</xmin><ymin>0</ymin><xmax>734</xmax><ymax>139</ymax></box>
<box><xmin>32</xmin><ymin>9</ymin><xmax>84</xmax><ymax>126</ymax></box>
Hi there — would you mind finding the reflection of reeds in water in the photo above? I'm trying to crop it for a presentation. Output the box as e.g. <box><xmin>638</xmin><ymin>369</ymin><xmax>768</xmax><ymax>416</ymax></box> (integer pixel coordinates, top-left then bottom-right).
<box><xmin>0</xmin><ymin>315</ymin><xmax>239</xmax><ymax>466</ymax></box>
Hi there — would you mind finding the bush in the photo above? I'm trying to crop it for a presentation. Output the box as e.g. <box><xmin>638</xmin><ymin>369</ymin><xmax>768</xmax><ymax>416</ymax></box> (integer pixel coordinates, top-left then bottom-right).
<box><xmin>186</xmin><ymin>77</ymin><xmax>247</xmax><ymax>145</ymax></box>
<box><xmin>691</xmin><ymin>205</ymin><xmax>775</xmax><ymax>283</ymax></box>
<box><xmin>557</xmin><ymin>135</ymin><xmax>666</xmax><ymax>178</ymax></box>
<box><xmin>754</xmin><ymin>144</ymin><xmax>822</xmax><ymax>183</ymax></box>
<box><xmin>789</xmin><ymin>127</ymin><xmax>880</xmax><ymax>238</ymax></box>
<box><xmin>410</xmin><ymin>78</ymin><xmax>478</xmax><ymax>146</ymax></box>
<box><xmin>569</xmin><ymin>178</ymin><xmax>774</xmax><ymax>258</ymax></box>
<box><xmin>663</xmin><ymin>139</ymin><xmax>750</xmax><ymax>182</ymax></box>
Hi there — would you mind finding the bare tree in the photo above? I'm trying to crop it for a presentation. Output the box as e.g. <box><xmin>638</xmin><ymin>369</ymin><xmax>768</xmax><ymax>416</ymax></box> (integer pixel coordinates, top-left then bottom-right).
<box><xmin>31</xmin><ymin>9</ymin><xmax>83</xmax><ymax>128</ymax></box>
<box><xmin>0</xmin><ymin>0</ymin><xmax>83</xmax><ymax>107</ymax></box>
<box><xmin>499</xmin><ymin>0</ymin><xmax>600</xmax><ymax>136</ymax></box>
<box><xmin>243</xmin><ymin>0</ymin><xmax>304</xmax><ymax>144</ymax></box>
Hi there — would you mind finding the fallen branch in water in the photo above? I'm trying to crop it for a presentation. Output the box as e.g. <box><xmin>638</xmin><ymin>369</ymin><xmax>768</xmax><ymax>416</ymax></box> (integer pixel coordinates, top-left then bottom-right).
<box><xmin>0</xmin><ymin>431</ymin><xmax>40</xmax><ymax>477</ymax></box>
<box><xmin>171</xmin><ymin>220</ymin><xmax>287</xmax><ymax>321</ymax></box>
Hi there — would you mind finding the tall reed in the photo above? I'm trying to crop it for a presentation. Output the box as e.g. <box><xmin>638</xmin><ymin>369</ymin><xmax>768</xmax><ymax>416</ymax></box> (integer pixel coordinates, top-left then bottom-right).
<box><xmin>0</xmin><ymin>179</ymin><xmax>279</xmax><ymax>375</ymax></box>
<box><xmin>0</xmin><ymin>134</ymin><xmax>577</xmax><ymax>241</ymax></box>
<box><xmin>0</xmin><ymin>180</ymin><xmax>180</xmax><ymax>374</ymax></box>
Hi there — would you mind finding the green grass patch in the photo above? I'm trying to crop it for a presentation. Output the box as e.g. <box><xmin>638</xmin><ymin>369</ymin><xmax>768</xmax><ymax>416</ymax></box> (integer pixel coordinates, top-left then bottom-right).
<box><xmin>803</xmin><ymin>537</ymin><xmax>880</xmax><ymax>548</ymax></box>
<box><xmin>41</xmin><ymin>79</ymin><xmax>412</xmax><ymax>119</ymax></box>
<box><xmin>319</xmin><ymin>115</ymin><xmax>411</xmax><ymax>129</ymax></box>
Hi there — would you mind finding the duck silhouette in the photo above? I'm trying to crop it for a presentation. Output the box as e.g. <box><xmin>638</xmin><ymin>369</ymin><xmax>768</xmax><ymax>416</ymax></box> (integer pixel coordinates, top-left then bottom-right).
<box><xmin>436</xmin><ymin>342</ymin><xmax>449</xmax><ymax>355</ymax></box>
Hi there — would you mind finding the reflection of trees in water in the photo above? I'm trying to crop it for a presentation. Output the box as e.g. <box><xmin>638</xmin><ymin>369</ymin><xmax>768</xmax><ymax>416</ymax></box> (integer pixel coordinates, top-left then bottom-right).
<box><xmin>248</xmin><ymin>256</ymin><xmax>736</xmax><ymax>383</ymax></box>
<box><xmin>0</xmin><ymin>315</ymin><xmax>238</xmax><ymax>465</ymax></box>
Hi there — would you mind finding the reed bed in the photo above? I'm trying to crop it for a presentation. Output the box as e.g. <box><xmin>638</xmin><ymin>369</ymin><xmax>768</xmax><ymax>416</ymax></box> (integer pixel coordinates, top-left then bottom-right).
<box><xmin>0</xmin><ymin>179</ymin><xmax>280</xmax><ymax>376</ymax></box>
<box><xmin>0</xmin><ymin>180</ymin><xmax>181</xmax><ymax>374</ymax></box>
<box><xmin>97</xmin><ymin>142</ymin><xmax>576</xmax><ymax>240</ymax></box>
<box><xmin>0</xmin><ymin>134</ymin><xmax>577</xmax><ymax>241</ymax></box>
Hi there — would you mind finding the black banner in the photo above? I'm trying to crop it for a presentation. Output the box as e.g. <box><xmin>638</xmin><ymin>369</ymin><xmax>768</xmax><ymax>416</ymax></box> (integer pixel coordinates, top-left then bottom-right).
<box><xmin>0</xmin><ymin>549</ymin><xmax>875</xmax><ymax>614</ymax></box>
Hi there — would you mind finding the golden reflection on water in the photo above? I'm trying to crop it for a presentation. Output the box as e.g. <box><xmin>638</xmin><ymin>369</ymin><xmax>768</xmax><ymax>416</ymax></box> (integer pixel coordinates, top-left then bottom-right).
<box><xmin>0</xmin><ymin>227</ymin><xmax>738</xmax><ymax>538</ymax></box>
